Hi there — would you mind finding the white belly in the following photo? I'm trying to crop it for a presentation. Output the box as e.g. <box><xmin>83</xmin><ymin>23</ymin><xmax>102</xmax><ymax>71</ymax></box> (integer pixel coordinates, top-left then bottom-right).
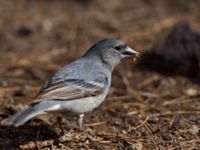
<box><xmin>60</xmin><ymin>93</ymin><xmax>107</xmax><ymax>114</ymax></box>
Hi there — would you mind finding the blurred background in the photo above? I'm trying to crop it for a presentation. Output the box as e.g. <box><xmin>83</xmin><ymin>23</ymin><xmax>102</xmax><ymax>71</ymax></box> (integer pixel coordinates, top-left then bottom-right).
<box><xmin>0</xmin><ymin>0</ymin><xmax>200</xmax><ymax>149</ymax></box>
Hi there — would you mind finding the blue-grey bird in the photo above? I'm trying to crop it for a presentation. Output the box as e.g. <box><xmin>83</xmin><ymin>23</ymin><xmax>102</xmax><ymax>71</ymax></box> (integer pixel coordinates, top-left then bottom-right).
<box><xmin>1</xmin><ymin>39</ymin><xmax>139</xmax><ymax>130</ymax></box>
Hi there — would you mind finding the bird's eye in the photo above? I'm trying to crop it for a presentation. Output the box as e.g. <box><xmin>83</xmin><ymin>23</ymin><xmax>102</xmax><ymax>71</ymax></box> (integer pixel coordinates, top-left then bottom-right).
<box><xmin>115</xmin><ymin>46</ymin><xmax>121</xmax><ymax>51</ymax></box>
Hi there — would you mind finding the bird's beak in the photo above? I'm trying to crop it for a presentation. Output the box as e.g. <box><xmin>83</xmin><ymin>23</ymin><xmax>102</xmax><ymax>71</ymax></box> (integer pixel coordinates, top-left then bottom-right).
<box><xmin>122</xmin><ymin>46</ymin><xmax>140</xmax><ymax>58</ymax></box>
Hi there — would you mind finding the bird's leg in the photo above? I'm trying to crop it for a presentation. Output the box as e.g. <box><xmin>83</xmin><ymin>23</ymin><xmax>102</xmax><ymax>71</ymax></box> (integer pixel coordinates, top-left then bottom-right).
<box><xmin>77</xmin><ymin>114</ymin><xmax>84</xmax><ymax>130</ymax></box>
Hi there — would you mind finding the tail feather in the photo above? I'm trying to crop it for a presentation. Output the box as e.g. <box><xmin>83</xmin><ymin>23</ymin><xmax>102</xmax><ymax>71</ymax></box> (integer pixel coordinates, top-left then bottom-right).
<box><xmin>1</xmin><ymin>102</ymin><xmax>61</xmax><ymax>127</ymax></box>
<box><xmin>1</xmin><ymin>107</ymin><xmax>42</xmax><ymax>127</ymax></box>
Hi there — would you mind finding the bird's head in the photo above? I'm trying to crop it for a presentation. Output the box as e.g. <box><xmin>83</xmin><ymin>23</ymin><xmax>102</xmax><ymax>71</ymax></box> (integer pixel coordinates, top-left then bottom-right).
<box><xmin>84</xmin><ymin>39</ymin><xmax>140</xmax><ymax>70</ymax></box>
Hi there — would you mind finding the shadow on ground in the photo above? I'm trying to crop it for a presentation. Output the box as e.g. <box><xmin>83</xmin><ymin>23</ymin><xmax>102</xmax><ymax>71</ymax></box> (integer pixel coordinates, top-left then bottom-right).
<box><xmin>0</xmin><ymin>124</ymin><xmax>59</xmax><ymax>149</ymax></box>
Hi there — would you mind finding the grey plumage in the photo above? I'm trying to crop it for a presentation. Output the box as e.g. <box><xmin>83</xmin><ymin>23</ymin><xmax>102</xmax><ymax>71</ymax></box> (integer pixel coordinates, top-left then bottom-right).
<box><xmin>1</xmin><ymin>39</ymin><xmax>139</xmax><ymax>129</ymax></box>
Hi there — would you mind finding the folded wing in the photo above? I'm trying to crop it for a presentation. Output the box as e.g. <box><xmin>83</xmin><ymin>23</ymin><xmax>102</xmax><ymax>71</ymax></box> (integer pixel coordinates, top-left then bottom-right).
<box><xmin>31</xmin><ymin>78</ymin><xmax>105</xmax><ymax>104</ymax></box>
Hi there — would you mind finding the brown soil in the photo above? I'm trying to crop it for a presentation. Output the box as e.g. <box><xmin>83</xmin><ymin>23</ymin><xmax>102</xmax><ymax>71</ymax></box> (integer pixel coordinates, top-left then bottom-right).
<box><xmin>0</xmin><ymin>0</ymin><xmax>200</xmax><ymax>149</ymax></box>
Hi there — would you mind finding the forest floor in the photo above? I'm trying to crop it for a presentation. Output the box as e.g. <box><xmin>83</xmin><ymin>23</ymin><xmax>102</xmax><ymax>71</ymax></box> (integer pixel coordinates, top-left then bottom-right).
<box><xmin>0</xmin><ymin>0</ymin><xmax>200</xmax><ymax>149</ymax></box>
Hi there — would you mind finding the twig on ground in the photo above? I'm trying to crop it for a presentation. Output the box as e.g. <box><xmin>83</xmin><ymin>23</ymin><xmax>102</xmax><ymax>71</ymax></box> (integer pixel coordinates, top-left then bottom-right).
<box><xmin>129</xmin><ymin>116</ymin><xmax>149</xmax><ymax>131</ymax></box>
<box><xmin>20</xmin><ymin>140</ymin><xmax>54</xmax><ymax>150</ymax></box>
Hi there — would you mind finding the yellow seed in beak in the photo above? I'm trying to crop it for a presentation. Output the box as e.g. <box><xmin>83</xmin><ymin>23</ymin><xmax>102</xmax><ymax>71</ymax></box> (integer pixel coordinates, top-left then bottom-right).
<box><xmin>132</xmin><ymin>57</ymin><xmax>137</xmax><ymax>62</ymax></box>
<box><xmin>128</xmin><ymin>57</ymin><xmax>138</xmax><ymax>62</ymax></box>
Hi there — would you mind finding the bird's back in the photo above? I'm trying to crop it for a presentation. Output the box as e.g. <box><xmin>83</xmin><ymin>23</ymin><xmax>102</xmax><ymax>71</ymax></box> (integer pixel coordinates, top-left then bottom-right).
<box><xmin>53</xmin><ymin>57</ymin><xmax>111</xmax><ymax>84</ymax></box>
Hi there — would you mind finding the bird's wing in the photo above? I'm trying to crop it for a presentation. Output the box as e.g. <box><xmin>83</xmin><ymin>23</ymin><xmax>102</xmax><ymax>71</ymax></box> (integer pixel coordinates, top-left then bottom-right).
<box><xmin>30</xmin><ymin>76</ymin><xmax>107</xmax><ymax>104</ymax></box>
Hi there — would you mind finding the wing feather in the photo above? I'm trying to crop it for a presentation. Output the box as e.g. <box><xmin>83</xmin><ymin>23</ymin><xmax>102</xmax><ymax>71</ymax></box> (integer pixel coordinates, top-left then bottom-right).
<box><xmin>30</xmin><ymin>78</ymin><xmax>105</xmax><ymax>104</ymax></box>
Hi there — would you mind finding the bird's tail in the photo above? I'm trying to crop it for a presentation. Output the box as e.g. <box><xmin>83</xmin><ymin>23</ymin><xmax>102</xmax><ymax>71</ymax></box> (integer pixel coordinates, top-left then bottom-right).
<box><xmin>1</xmin><ymin>102</ymin><xmax>61</xmax><ymax>127</ymax></box>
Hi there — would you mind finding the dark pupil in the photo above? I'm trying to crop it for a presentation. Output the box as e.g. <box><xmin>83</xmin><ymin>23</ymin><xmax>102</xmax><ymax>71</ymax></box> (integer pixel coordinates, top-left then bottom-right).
<box><xmin>115</xmin><ymin>46</ymin><xmax>121</xmax><ymax>51</ymax></box>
